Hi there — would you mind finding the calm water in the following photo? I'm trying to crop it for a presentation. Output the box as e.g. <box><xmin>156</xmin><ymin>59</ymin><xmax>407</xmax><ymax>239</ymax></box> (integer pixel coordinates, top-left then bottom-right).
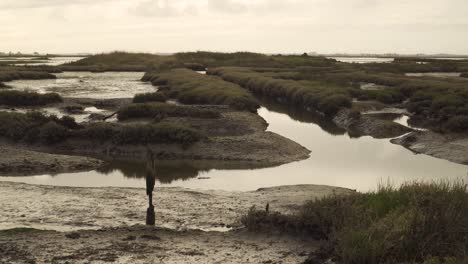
<box><xmin>0</xmin><ymin>56</ymin><xmax>84</xmax><ymax>66</ymax></box>
<box><xmin>3</xmin><ymin>101</ymin><xmax>467</xmax><ymax>192</ymax></box>
<box><xmin>6</xmin><ymin>72</ymin><xmax>156</xmax><ymax>99</ymax></box>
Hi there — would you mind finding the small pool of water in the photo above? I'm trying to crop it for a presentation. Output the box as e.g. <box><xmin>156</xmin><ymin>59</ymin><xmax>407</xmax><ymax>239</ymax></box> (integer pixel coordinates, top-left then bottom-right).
<box><xmin>6</xmin><ymin>72</ymin><xmax>156</xmax><ymax>99</ymax></box>
<box><xmin>3</xmin><ymin>102</ymin><xmax>467</xmax><ymax>192</ymax></box>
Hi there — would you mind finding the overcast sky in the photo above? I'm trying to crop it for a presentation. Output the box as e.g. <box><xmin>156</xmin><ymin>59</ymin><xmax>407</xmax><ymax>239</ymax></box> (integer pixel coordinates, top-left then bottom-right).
<box><xmin>1</xmin><ymin>0</ymin><xmax>467</xmax><ymax>54</ymax></box>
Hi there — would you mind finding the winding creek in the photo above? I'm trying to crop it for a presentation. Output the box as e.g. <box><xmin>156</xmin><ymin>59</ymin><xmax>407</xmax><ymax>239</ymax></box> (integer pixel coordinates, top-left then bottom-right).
<box><xmin>1</xmin><ymin>72</ymin><xmax>468</xmax><ymax>192</ymax></box>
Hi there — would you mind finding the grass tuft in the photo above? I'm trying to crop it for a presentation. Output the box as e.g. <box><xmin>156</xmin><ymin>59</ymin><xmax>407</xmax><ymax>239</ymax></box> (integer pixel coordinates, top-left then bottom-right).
<box><xmin>0</xmin><ymin>90</ymin><xmax>62</xmax><ymax>106</ymax></box>
<box><xmin>133</xmin><ymin>92</ymin><xmax>167</xmax><ymax>103</ymax></box>
<box><xmin>117</xmin><ymin>102</ymin><xmax>221</xmax><ymax>121</ymax></box>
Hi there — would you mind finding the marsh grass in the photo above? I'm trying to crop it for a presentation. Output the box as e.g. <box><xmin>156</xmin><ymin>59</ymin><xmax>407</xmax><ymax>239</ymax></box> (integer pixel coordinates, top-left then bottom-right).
<box><xmin>242</xmin><ymin>181</ymin><xmax>468</xmax><ymax>264</ymax></box>
<box><xmin>0</xmin><ymin>70</ymin><xmax>56</xmax><ymax>81</ymax></box>
<box><xmin>143</xmin><ymin>69</ymin><xmax>259</xmax><ymax>112</ymax></box>
<box><xmin>0</xmin><ymin>112</ymin><xmax>76</xmax><ymax>143</ymax></box>
<box><xmin>0</xmin><ymin>90</ymin><xmax>62</xmax><ymax>106</ymax></box>
<box><xmin>73</xmin><ymin>122</ymin><xmax>203</xmax><ymax>146</ymax></box>
<box><xmin>0</xmin><ymin>111</ymin><xmax>203</xmax><ymax>146</ymax></box>
<box><xmin>117</xmin><ymin>102</ymin><xmax>221</xmax><ymax>121</ymax></box>
<box><xmin>209</xmin><ymin>67</ymin><xmax>353</xmax><ymax>116</ymax></box>
<box><xmin>133</xmin><ymin>92</ymin><xmax>167</xmax><ymax>103</ymax></box>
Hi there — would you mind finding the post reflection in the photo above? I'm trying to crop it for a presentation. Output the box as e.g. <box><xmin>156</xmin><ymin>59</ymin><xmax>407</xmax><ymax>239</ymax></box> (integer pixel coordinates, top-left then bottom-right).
<box><xmin>145</xmin><ymin>149</ymin><xmax>156</xmax><ymax>225</ymax></box>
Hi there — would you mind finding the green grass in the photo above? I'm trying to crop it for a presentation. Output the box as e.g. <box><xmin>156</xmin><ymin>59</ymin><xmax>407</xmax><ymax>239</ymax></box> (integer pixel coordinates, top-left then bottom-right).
<box><xmin>143</xmin><ymin>69</ymin><xmax>259</xmax><ymax>112</ymax></box>
<box><xmin>0</xmin><ymin>90</ymin><xmax>62</xmax><ymax>106</ymax></box>
<box><xmin>133</xmin><ymin>92</ymin><xmax>167</xmax><ymax>103</ymax></box>
<box><xmin>242</xmin><ymin>181</ymin><xmax>468</xmax><ymax>264</ymax></box>
<box><xmin>117</xmin><ymin>102</ymin><xmax>221</xmax><ymax>121</ymax></box>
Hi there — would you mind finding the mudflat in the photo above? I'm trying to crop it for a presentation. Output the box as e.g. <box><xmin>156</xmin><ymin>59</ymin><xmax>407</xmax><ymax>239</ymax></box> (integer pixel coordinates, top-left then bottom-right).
<box><xmin>0</xmin><ymin>181</ymin><xmax>355</xmax><ymax>263</ymax></box>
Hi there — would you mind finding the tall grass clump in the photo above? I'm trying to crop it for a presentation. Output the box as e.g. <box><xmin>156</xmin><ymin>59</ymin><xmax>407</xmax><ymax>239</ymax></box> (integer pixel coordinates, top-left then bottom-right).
<box><xmin>0</xmin><ymin>90</ymin><xmax>62</xmax><ymax>106</ymax></box>
<box><xmin>117</xmin><ymin>102</ymin><xmax>221</xmax><ymax>121</ymax></box>
<box><xmin>143</xmin><ymin>69</ymin><xmax>259</xmax><ymax>112</ymax></box>
<box><xmin>242</xmin><ymin>181</ymin><xmax>468</xmax><ymax>264</ymax></box>
<box><xmin>0</xmin><ymin>111</ymin><xmax>203</xmax><ymax>146</ymax></box>
<box><xmin>133</xmin><ymin>92</ymin><xmax>167</xmax><ymax>103</ymax></box>
<box><xmin>73</xmin><ymin>122</ymin><xmax>203</xmax><ymax>146</ymax></box>
<box><xmin>0</xmin><ymin>70</ymin><xmax>56</xmax><ymax>81</ymax></box>
<box><xmin>0</xmin><ymin>112</ymin><xmax>76</xmax><ymax>143</ymax></box>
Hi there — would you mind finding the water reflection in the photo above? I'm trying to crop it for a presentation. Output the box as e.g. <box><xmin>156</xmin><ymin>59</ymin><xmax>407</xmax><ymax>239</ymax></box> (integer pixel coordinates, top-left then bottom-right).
<box><xmin>96</xmin><ymin>159</ymin><xmax>269</xmax><ymax>184</ymax></box>
<box><xmin>97</xmin><ymin>160</ymin><xmax>201</xmax><ymax>184</ymax></box>
<box><xmin>256</xmin><ymin>96</ymin><xmax>346</xmax><ymax>136</ymax></box>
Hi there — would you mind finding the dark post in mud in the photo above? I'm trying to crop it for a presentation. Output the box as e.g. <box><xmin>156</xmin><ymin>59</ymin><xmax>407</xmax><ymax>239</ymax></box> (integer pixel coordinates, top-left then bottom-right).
<box><xmin>146</xmin><ymin>148</ymin><xmax>157</xmax><ymax>225</ymax></box>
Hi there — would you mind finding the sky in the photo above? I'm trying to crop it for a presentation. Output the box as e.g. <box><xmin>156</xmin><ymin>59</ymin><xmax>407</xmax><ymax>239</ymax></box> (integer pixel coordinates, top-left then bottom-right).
<box><xmin>1</xmin><ymin>0</ymin><xmax>467</xmax><ymax>54</ymax></box>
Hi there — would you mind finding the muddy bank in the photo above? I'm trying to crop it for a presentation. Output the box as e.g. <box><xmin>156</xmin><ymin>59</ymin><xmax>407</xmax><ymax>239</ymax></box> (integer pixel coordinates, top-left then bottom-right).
<box><xmin>0</xmin><ymin>226</ymin><xmax>316</xmax><ymax>264</ymax></box>
<box><xmin>37</xmin><ymin>109</ymin><xmax>310</xmax><ymax>166</ymax></box>
<box><xmin>0</xmin><ymin>182</ymin><xmax>354</xmax><ymax>263</ymax></box>
<box><xmin>333</xmin><ymin>109</ymin><xmax>412</xmax><ymax>138</ymax></box>
<box><xmin>0</xmin><ymin>145</ymin><xmax>103</xmax><ymax>176</ymax></box>
<box><xmin>0</xmin><ymin>181</ymin><xmax>354</xmax><ymax>232</ymax></box>
<box><xmin>391</xmin><ymin>131</ymin><xmax>468</xmax><ymax>165</ymax></box>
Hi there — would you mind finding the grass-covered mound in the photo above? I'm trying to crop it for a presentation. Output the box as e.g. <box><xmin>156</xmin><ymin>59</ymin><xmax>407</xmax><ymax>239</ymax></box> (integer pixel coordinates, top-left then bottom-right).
<box><xmin>242</xmin><ymin>182</ymin><xmax>468</xmax><ymax>264</ymax></box>
<box><xmin>0</xmin><ymin>90</ymin><xmax>62</xmax><ymax>106</ymax></box>
<box><xmin>0</xmin><ymin>111</ymin><xmax>203</xmax><ymax>146</ymax></box>
<box><xmin>175</xmin><ymin>51</ymin><xmax>334</xmax><ymax>68</ymax></box>
<box><xmin>66</xmin><ymin>51</ymin><xmax>335</xmax><ymax>72</ymax></box>
<box><xmin>209</xmin><ymin>67</ymin><xmax>353</xmax><ymax>116</ymax></box>
<box><xmin>63</xmin><ymin>52</ymin><xmax>174</xmax><ymax>72</ymax></box>
<box><xmin>117</xmin><ymin>102</ymin><xmax>221</xmax><ymax>121</ymax></box>
<box><xmin>143</xmin><ymin>69</ymin><xmax>259</xmax><ymax>112</ymax></box>
<box><xmin>133</xmin><ymin>92</ymin><xmax>167</xmax><ymax>103</ymax></box>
